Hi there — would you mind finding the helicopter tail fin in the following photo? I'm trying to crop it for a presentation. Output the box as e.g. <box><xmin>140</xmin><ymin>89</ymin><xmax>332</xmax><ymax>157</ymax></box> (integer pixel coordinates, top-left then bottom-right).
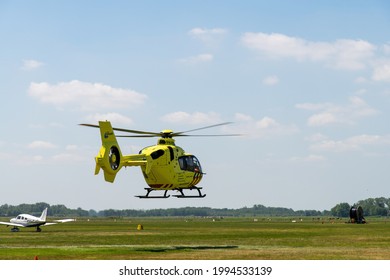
<box><xmin>95</xmin><ymin>121</ymin><xmax>124</xmax><ymax>183</ymax></box>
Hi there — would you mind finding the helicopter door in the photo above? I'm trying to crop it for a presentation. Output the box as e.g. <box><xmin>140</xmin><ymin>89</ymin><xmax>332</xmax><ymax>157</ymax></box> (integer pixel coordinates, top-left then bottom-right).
<box><xmin>178</xmin><ymin>155</ymin><xmax>202</xmax><ymax>173</ymax></box>
<box><xmin>192</xmin><ymin>156</ymin><xmax>202</xmax><ymax>173</ymax></box>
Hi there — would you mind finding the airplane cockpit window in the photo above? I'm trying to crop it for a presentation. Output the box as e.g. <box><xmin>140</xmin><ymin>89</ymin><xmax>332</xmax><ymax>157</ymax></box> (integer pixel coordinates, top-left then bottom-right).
<box><xmin>178</xmin><ymin>156</ymin><xmax>202</xmax><ymax>173</ymax></box>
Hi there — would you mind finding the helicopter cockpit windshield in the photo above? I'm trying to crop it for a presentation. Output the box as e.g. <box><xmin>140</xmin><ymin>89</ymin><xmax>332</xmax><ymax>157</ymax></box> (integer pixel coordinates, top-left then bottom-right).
<box><xmin>178</xmin><ymin>155</ymin><xmax>202</xmax><ymax>173</ymax></box>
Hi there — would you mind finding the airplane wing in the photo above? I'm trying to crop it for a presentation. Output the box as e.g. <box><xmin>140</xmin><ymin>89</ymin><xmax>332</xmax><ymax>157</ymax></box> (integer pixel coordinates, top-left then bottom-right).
<box><xmin>42</xmin><ymin>219</ymin><xmax>75</xmax><ymax>226</ymax></box>
<box><xmin>42</xmin><ymin>222</ymin><xmax>58</xmax><ymax>226</ymax></box>
<box><xmin>54</xmin><ymin>218</ymin><xmax>75</xmax><ymax>223</ymax></box>
<box><xmin>0</xmin><ymin>221</ymin><xmax>26</xmax><ymax>227</ymax></box>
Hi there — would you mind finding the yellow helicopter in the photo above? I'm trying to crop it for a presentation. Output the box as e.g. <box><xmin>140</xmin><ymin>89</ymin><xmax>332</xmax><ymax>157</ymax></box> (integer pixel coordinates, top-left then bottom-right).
<box><xmin>80</xmin><ymin>121</ymin><xmax>237</xmax><ymax>198</ymax></box>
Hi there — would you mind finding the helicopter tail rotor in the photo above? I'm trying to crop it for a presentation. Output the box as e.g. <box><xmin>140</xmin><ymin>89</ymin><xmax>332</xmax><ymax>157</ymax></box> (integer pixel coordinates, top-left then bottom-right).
<box><xmin>95</xmin><ymin>121</ymin><xmax>124</xmax><ymax>183</ymax></box>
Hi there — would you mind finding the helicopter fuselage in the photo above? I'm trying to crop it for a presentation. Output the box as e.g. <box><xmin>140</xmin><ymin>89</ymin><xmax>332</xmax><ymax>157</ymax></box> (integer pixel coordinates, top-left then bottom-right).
<box><xmin>138</xmin><ymin>140</ymin><xmax>203</xmax><ymax>190</ymax></box>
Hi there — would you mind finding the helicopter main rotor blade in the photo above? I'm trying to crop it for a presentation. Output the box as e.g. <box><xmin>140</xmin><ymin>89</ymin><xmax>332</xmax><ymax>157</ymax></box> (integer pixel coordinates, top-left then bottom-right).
<box><xmin>173</xmin><ymin>122</ymin><xmax>233</xmax><ymax>136</ymax></box>
<box><xmin>79</xmin><ymin>123</ymin><xmax>159</xmax><ymax>135</ymax></box>
<box><xmin>116</xmin><ymin>135</ymin><xmax>157</xmax><ymax>138</ymax></box>
<box><xmin>80</xmin><ymin>122</ymin><xmax>240</xmax><ymax>137</ymax></box>
<box><xmin>174</xmin><ymin>134</ymin><xmax>242</xmax><ymax>137</ymax></box>
<box><xmin>79</xmin><ymin>123</ymin><xmax>100</xmax><ymax>129</ymax></box>
<box><xmin>111</xmin><ymin>127</ymin><xmax>160</xmax><ymax>135</ymax></box>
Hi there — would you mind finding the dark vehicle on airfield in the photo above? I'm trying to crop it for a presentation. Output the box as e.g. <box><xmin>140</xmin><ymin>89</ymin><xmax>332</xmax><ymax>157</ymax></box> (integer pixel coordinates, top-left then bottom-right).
<box><xmin>349</xmin><ymin>206</ymin><xmax>366</xmax><ymax>224</ymax></box>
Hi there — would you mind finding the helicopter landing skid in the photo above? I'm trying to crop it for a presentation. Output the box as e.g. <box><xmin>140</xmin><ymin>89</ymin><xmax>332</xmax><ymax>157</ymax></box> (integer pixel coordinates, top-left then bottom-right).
<box><xmin>172</xmin><ymin>186</ymin><xmax>206</xmax><ymax>198</ymax></box>
<box><xmin>135</xmin><ymin>188</ymin><xmax>170</xmax><ymax>199</ymax></box>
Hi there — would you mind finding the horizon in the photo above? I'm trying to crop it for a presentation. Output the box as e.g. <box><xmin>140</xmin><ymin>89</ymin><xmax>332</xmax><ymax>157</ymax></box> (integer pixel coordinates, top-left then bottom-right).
<box><xmin>1</xmin><ymin>196</ymin><xmax>385</xmax><ymax>213</ymax></box>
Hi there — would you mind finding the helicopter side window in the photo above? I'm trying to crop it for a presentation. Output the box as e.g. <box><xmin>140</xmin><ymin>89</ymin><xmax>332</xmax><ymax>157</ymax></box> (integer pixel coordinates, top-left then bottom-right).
<box><xmin>168</xmin><ymin>146</ymin><xmax>174</xmax><ymax>161</ymax></box>
<box><xmin>178</xmin><ymin>157</ymin><xmax>187</xmax><ymax>170</ymax></box>
<box><xmin>151</xmin><ymin>149</ymin><xmax>165</xmax><ymax>160</ymax></box>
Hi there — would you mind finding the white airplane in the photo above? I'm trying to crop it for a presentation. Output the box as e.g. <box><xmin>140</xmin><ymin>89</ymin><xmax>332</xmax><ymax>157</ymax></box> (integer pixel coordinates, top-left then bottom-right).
<box><xmin>0</xmin><ymin>208</ymin><xmax>75</xmax><ymax>232</ymax></box>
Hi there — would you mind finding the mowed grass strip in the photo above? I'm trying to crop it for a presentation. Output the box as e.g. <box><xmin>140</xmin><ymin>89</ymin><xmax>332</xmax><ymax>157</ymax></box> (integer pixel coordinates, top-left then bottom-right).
<box><xmin>1</xmin><ymin>217</ymin><xmax>390</xmax><ymax>259</ymax></box>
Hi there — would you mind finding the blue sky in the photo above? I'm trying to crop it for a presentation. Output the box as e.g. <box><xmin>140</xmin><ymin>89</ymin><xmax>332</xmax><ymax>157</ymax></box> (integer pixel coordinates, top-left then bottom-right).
<box><xmin>1</xmin><ymin>1</ymin><xmax>390</xmax><ymax>211</ymax></box>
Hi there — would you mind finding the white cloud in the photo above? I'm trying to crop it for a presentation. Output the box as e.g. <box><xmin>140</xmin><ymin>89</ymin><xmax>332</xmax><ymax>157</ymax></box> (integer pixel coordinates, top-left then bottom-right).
<box><xmin>28</xmin><ymin>80</ymin><xmax>147</xmax><ymax>111</ymax></box>
<box><xmin>256</xmin><ymin>116</ymin><xmax>278</xmax><ymax>129</ymax></box>
<box><xmin>28</xmin><ymin>141</ymin><xmax>57</xmax><ymax>149</ymax></box>
<box><xmin>241</xmin><ymin>32</ymin><xmax>376</xmax><ymax>70</ymax></box>
<box><xmin>305</xmin><ymin>133</ymin><xmax>328</xmax><ymax>143</ymax></box>
<box><xmin>12</xmin><ymin>143</ymin><xmax>89</xmax><ymax>166</ymax></box>
<box><xmin>183</xmin><ymin>27</ymin><xmax>227</xmax><ymax>64</ymax></box>
<box><xmin>309</xmin><ymin>134</ymin><xmax>390</xmax><ymax>153</ymax></box>
<box><xmin>234</xmin><ymin>113</ymin><xmax>253</xmax><ymax>122</ymax></box>
<box><xmin>228</xmin><ymin>114</ymin><xmax>298</xmax><ymax>139</ymax></box>
<box><xmin>354</xmin><ymin>77</ymin><xmax>368</xmax><ymax>84</ymax></box>
<box><xmin>189</xmin><ymin>27</ymin><xmax>228</xmax><ymax>46</ymax></box>
<box><xmin>65</xmin><ymin>145</ymin><xmax>78</xmax><ymax>151</ymax></box>
<box><xmin>161</xmin><ymin>111</ymin><xmax>222</xmax><ymax>125</ymax></box>
<box><xmin>372</xmin><ymin>60</ymin><xmax>390</xmax><ymax>82</ymax></box>
<box><xmin>85</xmin><ymin>113</ymin><xmax>133</xmax><ymax>126</ymax></box>
<box><xmin>189</xmin><ymin>27</ymin><xmax>228</xmax><ymax>37</ymax></box>
<box><xmin>383</xmin><ymin>43</ymin><xmax>390</xmax><ymax>55</ymax></box>
<box><xmin>51</xmin><ymin>152</ymin><xmax>86</xmax><ymax>163</ymax></box>
<box><xmin>21</xmin><ymin>59</ymin><xmax>44</xmax><ymax>70</ymax></box>
<box><xmin>12</xmin><ymin>154</ymin><xmax>46</xmax><ymax>166</ymax></box>
<box><xmin>310</xmin><ymin>139</ymin><xmax>358</xmax><ymax>152</ymax></box>
<box><xmin>290</xmin><ymin>154</ymin><xmax>326</xmax><ymax>163</ymax></box>
<box><xmin>348</xmin><ymin>134</ymin><xmax>385</xmax><ymax>145</ymax></box>
<box><xmin>295</xmin><ymin>102</ymin><xmax>332</xmax><ymax>111</ymax></box>
<box><xmin>262</xmin><ymin>75</ymin><xmax>279</xmax><ymax>86</ymax></box>
<box><xmin>296</xmin><ymin>96</ymin><xmax>378</xmax><ymax>127</ymax></box>
<box><xmin>179</xmin><ymin>53</ymin><xmax>214</xmax><ymax>64</ymax></box>
<box><xmin>307</xmin><ymin>112</ymin><xmax>339</xmax><ymax>127</ymax></box>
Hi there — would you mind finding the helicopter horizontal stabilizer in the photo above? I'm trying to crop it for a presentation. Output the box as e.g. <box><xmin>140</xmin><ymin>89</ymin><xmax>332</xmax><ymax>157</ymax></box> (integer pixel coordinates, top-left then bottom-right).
<box><xmin>103</xmin><ymin>169</ymin><xmax>117</xmax><ymax>183</ymax></box>
<box><xmin>94</xmin><ymin>162</ymin><xmax>101</xmax><ymax>175</ymax></box>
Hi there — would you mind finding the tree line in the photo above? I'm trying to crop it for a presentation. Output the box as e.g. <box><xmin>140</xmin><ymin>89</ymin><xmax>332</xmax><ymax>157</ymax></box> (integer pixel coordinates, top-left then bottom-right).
<box><xmin>331</xmin><ymin>197</ymin><xmax>390</xmax><ymax>217</ymax></box>
<box><xmin>0</xmin><ymin>197</ymin><xmax>389</xmax><ymax>218</ymax></box>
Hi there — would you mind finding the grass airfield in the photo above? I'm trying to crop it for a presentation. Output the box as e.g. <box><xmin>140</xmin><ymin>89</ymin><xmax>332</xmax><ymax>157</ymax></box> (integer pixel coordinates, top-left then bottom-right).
<box><xmin>1</xmin><ymin>217</ymin><xmax>390</xmax><ymax>260</ymax></box>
